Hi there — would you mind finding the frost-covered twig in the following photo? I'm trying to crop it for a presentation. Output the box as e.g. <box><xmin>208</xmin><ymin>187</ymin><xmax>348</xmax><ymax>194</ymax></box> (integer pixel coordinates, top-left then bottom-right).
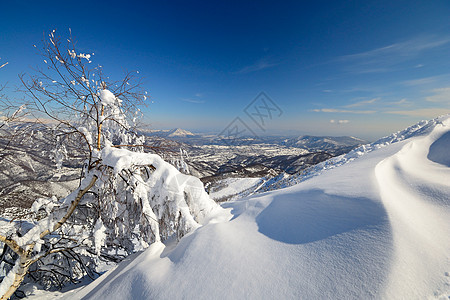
<box><xmin>20</xmin><ymin>29</ymin><xmax>148</xmax><ymax>167</ymax></box>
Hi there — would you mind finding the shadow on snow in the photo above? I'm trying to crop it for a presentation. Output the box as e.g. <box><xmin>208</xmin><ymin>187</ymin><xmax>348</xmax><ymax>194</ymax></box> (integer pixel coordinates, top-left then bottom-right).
<box><xmin>255</xmin><ymin>189</ymin><xmax>387</xmax><ymax>244</ymax></box>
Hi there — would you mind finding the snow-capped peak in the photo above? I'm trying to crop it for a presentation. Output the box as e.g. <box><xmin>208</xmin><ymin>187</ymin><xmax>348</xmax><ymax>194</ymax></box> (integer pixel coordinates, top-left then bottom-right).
<box><xmin>167</xmin><ymin>128</ymin><xmax>194</xmax><ymax>137</ymax></box>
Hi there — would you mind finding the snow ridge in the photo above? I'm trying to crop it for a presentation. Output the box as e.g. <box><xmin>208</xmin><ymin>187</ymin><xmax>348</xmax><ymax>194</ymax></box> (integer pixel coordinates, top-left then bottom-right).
<box><xmin>375</xmin><ymin>119</ymin><xmax>450</xmax><ymax>298</ymax></box>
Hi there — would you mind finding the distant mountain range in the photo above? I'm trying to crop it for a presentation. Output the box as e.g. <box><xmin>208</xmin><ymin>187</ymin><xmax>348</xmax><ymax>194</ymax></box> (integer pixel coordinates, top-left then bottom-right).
<box><xmin>281</xmin><ymin>135</ymin><xmax>367</xmax><ymax>155</ymax></box>
<box><xmin>283</xmin><ymin>135</ymin><xmax>365</xmax><ymax>148</ymax></box>
<box><xmin>0</xmin><ymin>125</ymin><xmax>367</xmax><ymax>212</ymax></box>
<box><xmin>142</xmin><ymin>128</ymin><xmax>367</xmax><ymax>150</ymax></box>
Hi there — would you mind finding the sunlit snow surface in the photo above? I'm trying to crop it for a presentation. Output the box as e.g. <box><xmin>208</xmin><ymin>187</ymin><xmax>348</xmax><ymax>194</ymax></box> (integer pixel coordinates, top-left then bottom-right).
<box><xmin>208</xmin><ymin>177</ymin><xmax>263</xmax><ymax>201</ymax></box>
<box><xmin>45</xmin><ymin>115</ymin><xmax>450</xmax><ymax>299</ymax></box>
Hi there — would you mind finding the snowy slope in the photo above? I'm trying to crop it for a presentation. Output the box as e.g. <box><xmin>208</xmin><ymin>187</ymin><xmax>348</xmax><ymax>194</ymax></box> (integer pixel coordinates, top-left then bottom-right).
<box><xmin>208</xmin><ymin>177</ymin><xmax>263</xmax><ymax>201</ymax></box>
<box><xmin>62</xmin><ymin>115</ymin><xmax>450</xmax><ymax>300</ymax></box>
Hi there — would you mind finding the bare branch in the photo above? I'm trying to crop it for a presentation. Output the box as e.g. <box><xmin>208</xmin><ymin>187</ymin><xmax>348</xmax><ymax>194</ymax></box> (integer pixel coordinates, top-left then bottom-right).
<box><xmin>40</xmin><ymin>175</ymin><xmax>98</xmax><ymax>239</ymax></box>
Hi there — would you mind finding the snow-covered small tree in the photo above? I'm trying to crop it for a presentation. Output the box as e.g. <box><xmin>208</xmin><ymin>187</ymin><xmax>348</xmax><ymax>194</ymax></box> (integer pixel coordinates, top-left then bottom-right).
<box><xmin>0</xmin><ymin>30</ymin><xmax>218</xmax><ymax>299</ymax></box>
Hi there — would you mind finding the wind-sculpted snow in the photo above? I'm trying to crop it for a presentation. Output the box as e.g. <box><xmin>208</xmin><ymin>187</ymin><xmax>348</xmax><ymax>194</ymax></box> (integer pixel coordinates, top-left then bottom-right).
<box><xmin>256</xmin><ymin>190</ymin><xmax>386</xmax><ymax>244</ymax></box>
<box><xmin>66</xmin><ymin>117</ymin><xmax>450</xmax><ymax>299</ymax></box>
<box><xmin>427</xmin><ymin>131</ymin><xmax>450</xmax><ymax>167</ymax></box>
<box><xmin>375</xmin><ymin>119</ymin><xmax>450</xmax><ymax>298</ymax></box>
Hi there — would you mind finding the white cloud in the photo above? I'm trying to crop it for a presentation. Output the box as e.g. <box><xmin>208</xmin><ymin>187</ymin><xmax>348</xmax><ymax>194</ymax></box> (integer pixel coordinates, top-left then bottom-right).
<box><xmin>402</xmin><ymin>75</ymin><xmax>442</xmax><ymax>86</ymax></box>
<box><xmin>345</xmin><ymin>97</ymin><xmax>379</xmax><ymax>108</ymax></box>
<box><xmin>313</xmin><ymin>108</ymin><xmax>376</xmax><ymax>114</ymax></box>
<box><xmin>425</xmin><ymin>87</ymin><xmax>450</xmax><ymax>103</ymax></box>
<box><xmin>338</xmin><ymin>35</ymin><xmax>450</xmax><ymax>73</ymax></box>
<box><xmin>181</xmin><ymin>98</ymin><xmax>205</xmax><ymax>104</ymax></box>
<box><xmin>385</xmin><ymin>108</ymin><xmax>450</xmax><ymax>118</ymax></box>
<box><xmin>235</xmin><ymin>58</ymin><xmax>278</xmax><ymax>74</ymax></box>
<box><xmin>341</xmin><ymin>36</ymin><xmax>450</xmax><ymax>62</ymax></box>
<box><xmin>330</xmin><ymin>119</ymin><xmax>350</xmax><ymax>124</ymax></box>
<box><xmin>386</xmin><ymin>98</ymin><xmax>411</xmax><ymax>106</ymax></box>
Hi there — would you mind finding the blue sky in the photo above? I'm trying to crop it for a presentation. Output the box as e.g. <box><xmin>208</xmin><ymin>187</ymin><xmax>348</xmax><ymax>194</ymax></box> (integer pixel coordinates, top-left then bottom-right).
<box><xmin>1</xmin><ymin>0</ymin><xmax>450</xmax><ymax>140</ymax></box>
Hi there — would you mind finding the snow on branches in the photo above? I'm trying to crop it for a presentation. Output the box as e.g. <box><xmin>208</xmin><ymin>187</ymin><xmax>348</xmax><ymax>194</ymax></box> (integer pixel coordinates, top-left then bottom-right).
<box><xmin>97</xmin><ymin>146</ymin><xmax>217</xmax><ymax>252</ymax></box>
<box><xmin>0</xmin><ymin>146</ymin><xmax>218</xmax><ymax>298</ymax></box>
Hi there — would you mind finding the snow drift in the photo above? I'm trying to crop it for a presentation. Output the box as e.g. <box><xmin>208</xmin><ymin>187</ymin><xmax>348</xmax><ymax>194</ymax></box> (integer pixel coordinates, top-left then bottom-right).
<box><xmin>65</xmin><ymin>115</ymin><xmax>450</xmax><ymax>300</ymax></box>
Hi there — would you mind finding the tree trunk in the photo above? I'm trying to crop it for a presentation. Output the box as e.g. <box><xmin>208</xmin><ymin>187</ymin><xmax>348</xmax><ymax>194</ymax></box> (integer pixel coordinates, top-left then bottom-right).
<box><xmin>0</xmin><ymin>175</ymin><xmax>98</xmax><ymax>299</ymax></box>
<box><xmin>1</xmin><ymin>257</ymin><xmax>32</xmax><ymax>300</ymax></box>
